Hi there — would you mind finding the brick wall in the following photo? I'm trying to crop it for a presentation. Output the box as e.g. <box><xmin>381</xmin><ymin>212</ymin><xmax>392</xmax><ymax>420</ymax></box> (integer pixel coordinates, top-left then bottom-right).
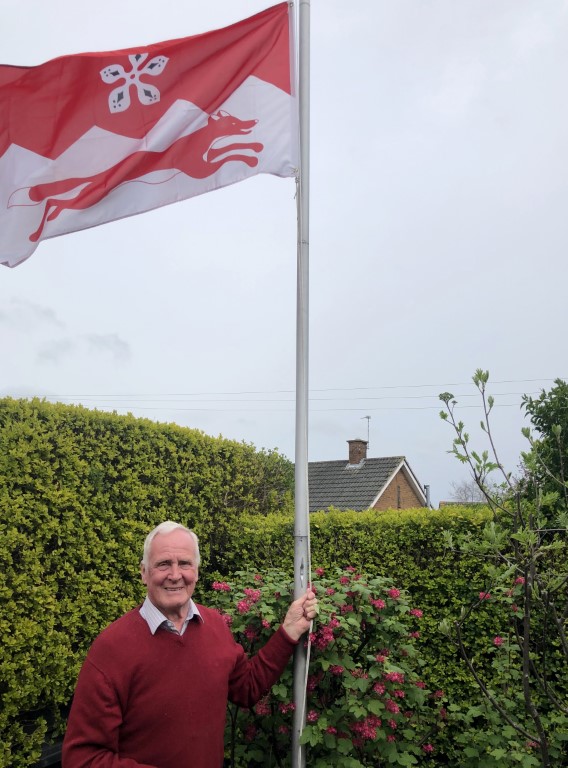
<box><xmin>373</xmin><ymin>469</ymin><xmax>423</xmax><ymax>510</ymax></box>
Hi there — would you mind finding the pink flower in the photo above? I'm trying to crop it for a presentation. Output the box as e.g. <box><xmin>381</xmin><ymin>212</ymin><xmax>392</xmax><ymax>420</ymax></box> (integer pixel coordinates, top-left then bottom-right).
<box><xmin>370</xmin><ymin>598</ymin><xmax>386</xmax><ymax>610</ymax></box>
<box><xmin>212</xmin><ymin>581</ymin><xmax>231</xmax><ymax>592</ymax></box>
<box><xmin>254</xmin><ymin>573</ymin><xmax>263</xmax><ymax>582</ymax></box>
<box><xmin>410</xmin><ymin>608</ymin><xmax>423</xmax><ymax>618</ymax></box>
<box><xmin>433</xmin><ymin>689</ymin><xmax>445</xmax><ymax>699</ymax></box>
<box><xmin>387</xmin><ymin>734</ymin><xmax>396</xmax><ymax>742</ymax></box>
<box><xmin>439</xmin><ymin>707</ymin><xmax>447</xmax><ymax>720</ymax></box>
<box><xmin>278</xmin><ymin>724</ymin><xmax>290</xmax><ymax>734</ymax></box>
<box><xmin>221</xmin><ymin>612</ymin><xmax>233</xmax><ymax>627</ymax></box>
<box><xmin>393</xmin><ymin>689</ymin><xmax>405</xmax><ymax>699</ymax></box>
<box><xmin>479</xmin><ymin>591</ymin><xmax>491</xmax><ymax>601</ymax></box>
<box><xmin>514</xmin><ymin>576</ymin><xmax>525</xmax><ymax>585</ymax></box>
<box><xmin>307</xmin><ymin>673</ymin><xmax>322</xmax><ymax>692</ymax></box>
<box><xmin>373</xmin><ymin>682</ymin><xmax>386</xmax><ymax>695</ymax></box>
<box><xmin>511</xmin><ymin>604</ymin><xmax>519</xmax><ymax>613</ymax></box>
<box><xmin>387</xmin><ymin>718</ymin><xmax>397</xmax><ymax>730</ymax></box>
<box><xmin>330</xmin><ymin>665</ymin><xmax>344</xmax><ymax>676</ymax></box>
<box><xmin>325</xmin><ymin>726</ymin><xmax>337</xmax><ymax>735</ymax></box>
<box><xmin>237</xmin><ymin>600</ymin><xmax>251</xmax><ymax>614</ymax></box>
<box><xmin>244</xmin><ymin>626</ymin><xmax>258</xmax><ymax>642</ymax></box>
<box><xmin>387</xmin><ymin>588</ymin><xmax>401</xmax><ymax>599</ymax></box>
<box><xmin>350</xmin><ymin>715</ymin><xmax>381</xmax><ymax>741</ymax></box>
<box><xmin>339</xmin><ymin>576</ymin><xmax>350</xmax><ymax>585</ymax></box>
<box><xmin>261</xmin><ymin>619</ymin><xmax>271</xmax><ymax>629</ymax></box>
<box><xmin>345</xmin><ymin>566</ymin><xmax>357</xmax><ymax>572</ymax></box>
<box><xmin>409</xmin><ymin>631</ymin><xmax>420</xmax><ymax>639</ymax></box>
<box><xmin>278</xmin><ymin>701</ymin><xmax>295</xmax><ymax>714</ymax></box>
<box><xmin>385</xmin><ymin>699</ymin><xmax>400</xmax><ymax>714</ymax></box>
<box><xmin>340</xmin><ymin>604</ymin><xmax>354</xmax><ymax>614</ymax></box>
<box><xmin>315</xmin><ymin>567</ymin><xmax>325</xmax><ymax>576</ymax></box>
<box><xmin>375</xmin><ymin>654</ymin><xmax>387</xmax><ymax>664</ymax></box>
<box><xmin>415</xmin><ymin>681</ymin><xmax>426</xmax><ymax>689</ymax></box>
<box><xmin>255</xmin><ymin>697</ymin><xmax>271</xmax><ymax>716</ymax></box>
<box><xmin>325</xmin><ymin>587</ymin><xmax>335</xmax><ymax>595</ymax></box>
<box><xmin>385</xmin><ymin>672</ymin><xmax>405</xmax><ymax>684</ymax></box>
<box><xmin>244</xmin><ymin>588</ymin><xmax>261</xmax><ymax>603</ymax></box>
<box><xmin>422</xmin><ymin>743</ymin><xmax>434</xmax><ymax>754</ymax></box>
<box><xmin>306</xmin><ymin>710</ymin><xmax>319</xmax><ymax>723</ymax></box>
<box><xmin>493</xmin><ymin>636</ymin><xmax>504</xmax><ymax>646</ymax></box>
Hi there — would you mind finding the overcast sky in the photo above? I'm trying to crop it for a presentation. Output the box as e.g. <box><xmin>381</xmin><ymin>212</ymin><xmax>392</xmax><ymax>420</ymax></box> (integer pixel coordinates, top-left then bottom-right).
<box><xmin>1</xmin><ymin>1</ymin><xmax>567</xmax><ymax>507</ymax></box>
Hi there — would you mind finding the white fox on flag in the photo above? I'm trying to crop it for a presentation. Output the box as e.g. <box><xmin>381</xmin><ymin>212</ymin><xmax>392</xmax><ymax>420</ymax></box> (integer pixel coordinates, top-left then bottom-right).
<box><xmin>0</xmin><ymin>2</ymin><xmax>298</xmax><ymax>268</ymax></box>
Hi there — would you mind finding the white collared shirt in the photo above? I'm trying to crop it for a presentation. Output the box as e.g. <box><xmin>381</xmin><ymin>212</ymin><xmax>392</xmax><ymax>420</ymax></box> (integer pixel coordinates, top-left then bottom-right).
<box><xmin>139</xmin><ymin>596</ymin><xmax>203</xmax><ymax>636</ymax></box>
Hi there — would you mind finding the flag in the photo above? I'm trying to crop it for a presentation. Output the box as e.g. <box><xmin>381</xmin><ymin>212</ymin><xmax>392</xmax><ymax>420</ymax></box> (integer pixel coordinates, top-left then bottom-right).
<box><xmin>0</xmin><ymin>3</ymin><xmax>298</xmax><ymax>268</ymax></box>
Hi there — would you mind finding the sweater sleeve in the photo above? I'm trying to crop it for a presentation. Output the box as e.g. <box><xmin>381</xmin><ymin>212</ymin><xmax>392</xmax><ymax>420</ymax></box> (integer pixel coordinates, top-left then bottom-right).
<box><xmin>62</xmin><ymin>658</ymin><xmax>156</xmax><ymax>768</ymax></box>
<box><xmin>228</xmin><ymin>625</ymin><xmax>298</xmax><ymax>709</ymax></box>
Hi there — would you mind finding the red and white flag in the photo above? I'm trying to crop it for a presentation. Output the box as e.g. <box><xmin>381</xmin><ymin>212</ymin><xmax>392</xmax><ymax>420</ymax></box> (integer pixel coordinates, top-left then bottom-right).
<box><xmin>0</xmin><ymin>3</ymin><xmax>298</xmax><ymax>268</ymax></box>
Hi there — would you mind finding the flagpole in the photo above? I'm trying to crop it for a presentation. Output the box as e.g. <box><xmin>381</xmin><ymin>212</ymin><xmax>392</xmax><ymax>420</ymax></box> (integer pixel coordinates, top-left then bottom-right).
<box><xmin>292</xmin><ymin>0</ymin><xmax>310</xmax><ymax>765</ymax></box>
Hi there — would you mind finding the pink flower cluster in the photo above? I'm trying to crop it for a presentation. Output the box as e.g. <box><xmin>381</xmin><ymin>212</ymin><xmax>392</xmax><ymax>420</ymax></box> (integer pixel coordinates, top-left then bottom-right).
<box><xmin>387</xmin><ymin>588</ymin><xmax>401</xmax><ymax>599</ymax></box>
<box><xmin>329</xmin><ymin>665</ymin><xmax>344</xmax><ymax>676</ymax></box>
<box><xmin>350</xmin><ymin>714</ymin><xmax>382</xmax><ymax>742</ymax></box>
<box><xmin>307</xmin><ymin>672</ymin><xmax>322</xmax><ymax>692</ymax></box>
<box><xmin>212</xmin><ymin>581</ymin><xmax>231</xmax><ymax>592</ymax></box>
<box><xmin>493</xmin><ymin>636</ymin><xmax>504</xmax><ymax>646</ymax></box>
<box><xmin>315</xmin><ymin>567</ymin><xmax>325</xmax><ymax>577</ymax></box>
<box><xmin>310</xmin><ymin>623</ymin><xmax>335</xmax><ymax>651</ymax></box>
<box><xmin>384</xmin><ymin>671</ymin><xmax>405</xmax><ymax>684</ymax></box>
<box><xmin>479</xmin><ymin>591</ymin><xmax>491</xmax><ymax>601</ymax></box>
<box><xmin>410</xmin><ymin>608</ymin><xmax>423</xmax><ymax>618</ymax></box>
<box><xmin>370</xmin><ymin>597</ymin><xmax>386</xmax><ymax>610</ymax></box>
<box><xmin>306</xmin><ymin>710</ymin><xmax>319</xmax><ymax>723</ymax></box>
<box><xmin>422</xmin><ymin>743</ymin><xmax>434</xmax><ymax>754</ymax></box>
<box><xmin>243</xmin><ymin>588</ymin><xmax>261</xmax><ymax>603</ymax></box>
<box><xmin>255</xmin><ymin>697</ymin><xmax>271</xmax><ymax>716</ymax></box>
<box><xmin>279</xmin><ymin>701</ymin><xmax>295</xmax><ymax>715</ymax></box>
<box><xmin>385</xmin><ymin>699</ymin><xmax>400</xmax><ymax>714</ymax></box>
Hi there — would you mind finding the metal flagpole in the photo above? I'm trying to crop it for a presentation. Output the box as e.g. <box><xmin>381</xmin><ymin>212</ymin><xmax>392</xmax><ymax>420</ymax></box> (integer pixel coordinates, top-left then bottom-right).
<box><xmin>292</xmin><ymin>0</ymin><xmax>310</xmax><ymax>766</ymax></box>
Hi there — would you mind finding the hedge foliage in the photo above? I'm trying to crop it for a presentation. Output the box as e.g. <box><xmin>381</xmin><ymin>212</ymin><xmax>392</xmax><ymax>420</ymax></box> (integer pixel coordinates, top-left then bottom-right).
<box><xmin>0</xmin><ymin>397</ymin><xmax>293</xmax><ymax>768</ymax></box>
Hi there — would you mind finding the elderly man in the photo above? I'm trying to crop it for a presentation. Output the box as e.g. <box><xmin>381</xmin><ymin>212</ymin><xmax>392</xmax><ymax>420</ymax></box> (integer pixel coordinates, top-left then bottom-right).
<box><xmin>62</xmin><ymin>521</ymin><xmax>317</xmax><ymax>768</ymax></box>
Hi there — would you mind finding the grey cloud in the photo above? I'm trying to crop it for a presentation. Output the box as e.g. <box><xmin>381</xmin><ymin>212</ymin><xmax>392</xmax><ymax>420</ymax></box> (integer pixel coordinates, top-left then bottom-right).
<box><xmin>0</xmin><ymin>298</ymin><xmax>65</xmax><ymax>331</ymax></box>
<box><xmin>37</xmin><ymin>338</ymin><xmax>77</xmax><ymax>364</ymax></box>
<box><xmin>84</xmin><ymin>333</ymin><xmax>131</xmax><ymax>361</ymax></box>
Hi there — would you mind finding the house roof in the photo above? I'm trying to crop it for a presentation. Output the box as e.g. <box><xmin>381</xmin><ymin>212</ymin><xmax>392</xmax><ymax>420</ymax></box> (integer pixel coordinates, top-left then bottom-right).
<box><xmin>308</xmin><ymin>455</ymin><xmax>426</xmax><ymax>512</ymax></box>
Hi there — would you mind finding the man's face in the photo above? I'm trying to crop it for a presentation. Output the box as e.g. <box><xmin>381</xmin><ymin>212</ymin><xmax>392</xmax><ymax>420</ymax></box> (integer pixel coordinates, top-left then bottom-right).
<box><xmin>140</xmin><ymin>529</ymin><xmax>199</xmax><ymax>621</ymax></box>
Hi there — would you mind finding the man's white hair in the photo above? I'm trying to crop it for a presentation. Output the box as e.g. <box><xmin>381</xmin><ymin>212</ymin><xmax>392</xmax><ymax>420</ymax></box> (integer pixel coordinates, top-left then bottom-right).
<box><xmin>141</xmin><ymin>521</ymin><xmax>200</xmax><ymax>568</ymax></box>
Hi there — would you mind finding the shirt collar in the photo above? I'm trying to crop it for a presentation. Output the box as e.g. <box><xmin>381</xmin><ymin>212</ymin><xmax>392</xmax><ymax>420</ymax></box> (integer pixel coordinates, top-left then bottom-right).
<box><xmin>139</xmin><ymin>596</ymin><xmax>203</xmax><ymax>635</ymax></box>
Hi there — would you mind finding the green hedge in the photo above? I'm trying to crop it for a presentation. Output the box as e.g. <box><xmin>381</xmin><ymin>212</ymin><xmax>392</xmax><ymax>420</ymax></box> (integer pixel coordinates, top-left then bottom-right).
<box><xmin>0</xmin><ymin>397</ymin><xmax>293</xmax><ymax>768</ymax></box>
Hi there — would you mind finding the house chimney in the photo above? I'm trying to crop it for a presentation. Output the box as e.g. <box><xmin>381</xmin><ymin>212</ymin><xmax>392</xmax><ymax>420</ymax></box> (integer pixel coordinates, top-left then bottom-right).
<box><xmin>347</xmin><ymin>438</ymin><xmax>368</xmax><ymax>465</ymax></box>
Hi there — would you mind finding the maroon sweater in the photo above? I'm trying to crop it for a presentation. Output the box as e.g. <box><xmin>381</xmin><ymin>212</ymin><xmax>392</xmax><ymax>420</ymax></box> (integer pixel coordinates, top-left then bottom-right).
<box><xmin>62</xmin><ymin>605</ymin><xmax>297</xmax><ymax>768</ymax></box>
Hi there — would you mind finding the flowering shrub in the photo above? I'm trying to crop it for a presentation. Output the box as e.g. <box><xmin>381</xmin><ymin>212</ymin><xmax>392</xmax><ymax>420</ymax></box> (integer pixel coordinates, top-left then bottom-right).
<box><xmin>209</xmin><ymin>567</ymin><xmax>442</xmax><ymax>767</ymax></box>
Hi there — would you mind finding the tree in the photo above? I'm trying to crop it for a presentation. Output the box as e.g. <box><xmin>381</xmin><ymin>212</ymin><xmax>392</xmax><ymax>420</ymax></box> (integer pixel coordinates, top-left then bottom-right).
<box><xmin>521</xmin><ymin>379</ymin><xmax>568</xmax><ymax>513</ymax></box>
<box><xmin>449</xmin><ymin>478</ymin><xmax>492</xmax><ymax>503</ymax></box>
<box><xmin>438</xmin><ymin>370</ymin><xmax>568</xmax><ymax>768</ymax></box>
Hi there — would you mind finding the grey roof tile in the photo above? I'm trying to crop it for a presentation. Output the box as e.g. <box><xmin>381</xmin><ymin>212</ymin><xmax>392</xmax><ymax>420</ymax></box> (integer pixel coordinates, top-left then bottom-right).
<box><xmin>308</xmin><ymin>456</ymin><xmax>405</xmax><ymax>512</ymax></box>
